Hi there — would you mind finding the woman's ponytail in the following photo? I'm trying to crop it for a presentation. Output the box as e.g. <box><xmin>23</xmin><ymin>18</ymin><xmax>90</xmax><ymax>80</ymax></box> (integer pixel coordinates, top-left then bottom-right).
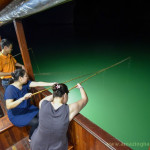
<box><xmin>52</xmin><ymin>83</ymin><xmax>69</xmax><ymax>98</ymax></box>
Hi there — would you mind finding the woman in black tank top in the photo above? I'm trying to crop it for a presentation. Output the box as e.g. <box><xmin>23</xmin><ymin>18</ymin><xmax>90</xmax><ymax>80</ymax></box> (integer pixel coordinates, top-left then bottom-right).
<box><xmin>31</xmin><ymin>83</ymin><xmax>88</xmax><ymax>150</ymax></box>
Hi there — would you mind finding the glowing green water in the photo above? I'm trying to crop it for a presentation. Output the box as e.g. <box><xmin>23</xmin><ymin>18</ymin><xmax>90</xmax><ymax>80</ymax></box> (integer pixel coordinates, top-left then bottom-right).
<box><xmin>17</xmin><ymin>40</ymin><xmax>150</xmax><ymax>150</ymax></box>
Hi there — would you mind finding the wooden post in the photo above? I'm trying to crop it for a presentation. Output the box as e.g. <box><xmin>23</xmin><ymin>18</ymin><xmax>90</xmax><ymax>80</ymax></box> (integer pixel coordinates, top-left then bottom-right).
<box><xmin>13</xmin><ymin>19</ymin><xmax>35</xmax><ymax>80</ymax></box>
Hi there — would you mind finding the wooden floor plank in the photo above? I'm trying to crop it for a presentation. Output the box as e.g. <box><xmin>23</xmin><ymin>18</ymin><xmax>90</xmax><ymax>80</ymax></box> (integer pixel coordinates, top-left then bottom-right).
<box><xmin>6</xmin><ymin>137</ymin><xmax>29</xmax><ymax>150</ymax></box>
<box><xmin>6</xmin><ymin>136</ymin><xmax>73</xmax><ymax>150</ymax></box>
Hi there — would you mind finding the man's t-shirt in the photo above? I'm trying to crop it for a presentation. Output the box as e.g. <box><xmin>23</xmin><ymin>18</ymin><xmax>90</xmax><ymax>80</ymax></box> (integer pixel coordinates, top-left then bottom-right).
<box><xmin>0</xmin><ymin>53</ymin><xmax>17</xmax><ymax>79</ymax></box>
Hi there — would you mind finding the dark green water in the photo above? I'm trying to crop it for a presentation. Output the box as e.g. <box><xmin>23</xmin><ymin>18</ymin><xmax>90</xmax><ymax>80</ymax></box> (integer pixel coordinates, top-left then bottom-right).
<box><xmin>16</xmin><ymin>39</ymin><xmax>150</xmax><ymax>150</ymax></box>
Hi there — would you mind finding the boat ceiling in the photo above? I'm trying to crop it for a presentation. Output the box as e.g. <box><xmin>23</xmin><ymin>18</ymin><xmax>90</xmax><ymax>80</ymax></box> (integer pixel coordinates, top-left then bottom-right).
<box><xmin>0</xmin><ymin>0</ymin><xmax>70</xmax><ymax>26</ymax></box>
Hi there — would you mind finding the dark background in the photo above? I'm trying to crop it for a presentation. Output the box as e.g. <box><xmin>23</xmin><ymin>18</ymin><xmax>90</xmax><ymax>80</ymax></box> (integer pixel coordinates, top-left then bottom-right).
<box><xmin>1</xmin><ymin>0</ymin><xmax>150</xmax><ymax>48</ymax></box>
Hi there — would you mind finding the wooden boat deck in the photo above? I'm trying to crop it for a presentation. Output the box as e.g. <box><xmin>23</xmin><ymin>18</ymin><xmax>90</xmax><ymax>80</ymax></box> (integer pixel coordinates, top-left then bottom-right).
<box><xmin>6</xmin><ymin>137</ymin><xmax>30</xmax><ymax>150</ymax></box>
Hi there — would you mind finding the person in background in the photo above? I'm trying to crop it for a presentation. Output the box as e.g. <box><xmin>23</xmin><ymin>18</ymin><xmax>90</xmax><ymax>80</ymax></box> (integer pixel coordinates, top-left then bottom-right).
<box><xmin>30</xmin><ymin>82</ymin><xmax>88</xmax><ymax>150</ymax></box>
<box><xmin>0</xmin><ymin>39</ymin><xmax>25</xmax><ymax>89</ymax></box>
<box><xmin>4</xmin><ymin>69</ymin><xmax>57</xmax><ymax>142</ymax></box>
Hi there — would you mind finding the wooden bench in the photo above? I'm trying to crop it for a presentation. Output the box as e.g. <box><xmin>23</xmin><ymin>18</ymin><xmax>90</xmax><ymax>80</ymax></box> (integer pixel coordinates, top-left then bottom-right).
<box><xmin>0</xmin><ymin>115</ymin><xmax>13</xmax><ymax>133</ymax></box>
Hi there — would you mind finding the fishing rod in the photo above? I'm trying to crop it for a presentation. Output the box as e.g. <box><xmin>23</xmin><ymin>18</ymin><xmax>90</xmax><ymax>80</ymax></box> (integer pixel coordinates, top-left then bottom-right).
<box><xmin>31</xmin><ymin>57</ymin><xmax>131</xmax><ymax>96</ymax></box>
<box><xmin>31</xmin><ymin>71</ymin><xmax>95</xmax><ymax>96</ymax></box>
<box><xmin>69</xmin><ymin>57</ymin><xmax>130</xmax><ymax>91</ymax></box>
<box><xmin>13</xmin><ymin>48</ymin><xmax>32</xmax><ymax>57</ymax></box>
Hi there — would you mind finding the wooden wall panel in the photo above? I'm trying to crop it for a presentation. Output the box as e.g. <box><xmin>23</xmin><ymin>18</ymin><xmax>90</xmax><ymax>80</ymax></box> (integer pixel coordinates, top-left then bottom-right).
<box><xmin>68</xmin><ymin>120</ymin><xmax>110</xmax><ymax>150</ymax></box>
<box><xmin>0</xmin><ymin>126</ymin><xmax>29</xmax><ymax>150</ymax></box>
<box><xmin>68</xmin><ymin>114</ymin><xmax>132</xmax><ymax>150</ymax></box>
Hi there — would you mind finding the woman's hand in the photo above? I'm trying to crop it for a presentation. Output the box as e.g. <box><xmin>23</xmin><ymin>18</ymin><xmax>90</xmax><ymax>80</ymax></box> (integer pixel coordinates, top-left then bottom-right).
<box><xmin>76</xmin><ymin>83</ymin><xmax>83</xmax><ymax>89</ymax></box>
<box><xmin>23</xmin><ymin>93</ymin><xmax>32</xmax><ymax>100</ymax></box>
<box><xmin>50</xmin><ymin>82</ymin><xmax>58</xmax><ymax>86</ymax></box>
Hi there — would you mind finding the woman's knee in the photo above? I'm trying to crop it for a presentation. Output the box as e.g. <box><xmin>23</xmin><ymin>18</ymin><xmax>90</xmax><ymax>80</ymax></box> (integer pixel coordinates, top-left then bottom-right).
<box><xmin>29</xmin><ymin>117</ymin><xmax>38</xmax><ymax>127</ymax></box>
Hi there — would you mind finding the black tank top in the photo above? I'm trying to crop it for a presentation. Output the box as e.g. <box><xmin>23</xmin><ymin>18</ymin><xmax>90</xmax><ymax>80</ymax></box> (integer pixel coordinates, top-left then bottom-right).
<box><xmin>31</xmin><ymin>100</ymin><xmax>69</xmax><ymax>150</ymax></box>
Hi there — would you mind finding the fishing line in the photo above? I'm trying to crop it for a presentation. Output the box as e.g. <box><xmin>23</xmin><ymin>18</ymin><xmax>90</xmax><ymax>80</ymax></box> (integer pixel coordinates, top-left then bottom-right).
<box><xmin>30</xmin><ymin>48</ymin><xmax>41</xmax><ymax>74</ymax></box>
<box><xmin>14</xmin><ymin>48</ymin><xmax>41</xmax><ymax>74</ymax></box>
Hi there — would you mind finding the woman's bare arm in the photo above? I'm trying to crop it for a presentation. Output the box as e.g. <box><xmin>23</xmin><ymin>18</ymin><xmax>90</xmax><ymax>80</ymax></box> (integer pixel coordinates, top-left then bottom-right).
<box><xmin>69</xmin><ymin>84</ymin><xmax>88</xmax><ymax>121</ymax></box>
<box><xmin>6</xmin><ymin>93</ymin><xmax>32</xmax><ymax>110</ymax></box>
